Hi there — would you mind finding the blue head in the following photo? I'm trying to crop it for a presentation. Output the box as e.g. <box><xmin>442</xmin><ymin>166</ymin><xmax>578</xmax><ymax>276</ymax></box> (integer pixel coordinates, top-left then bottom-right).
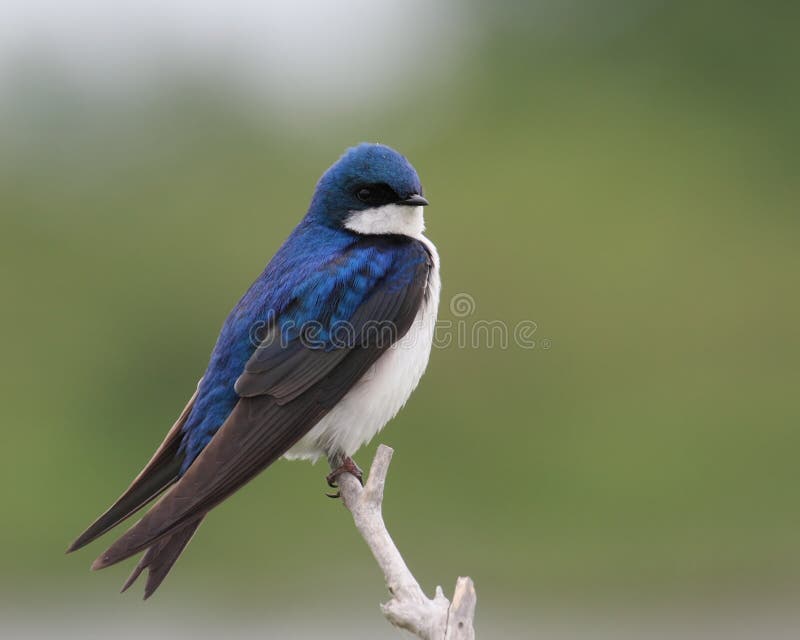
<box><xmin>307</xmin><ymin>143</ymin><xmax>429</xmax><ymax>236</ymax></box>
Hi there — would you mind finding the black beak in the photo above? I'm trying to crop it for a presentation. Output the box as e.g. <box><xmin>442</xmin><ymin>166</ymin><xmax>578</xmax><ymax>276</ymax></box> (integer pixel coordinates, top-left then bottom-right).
<box><xmin>399</xmin><ymin>194</ymin><xmax>429</xmax><ymax>207</ymax></box>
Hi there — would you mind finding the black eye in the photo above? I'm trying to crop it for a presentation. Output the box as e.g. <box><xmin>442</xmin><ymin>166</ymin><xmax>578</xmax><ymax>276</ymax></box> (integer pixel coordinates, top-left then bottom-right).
<box><xmin>353</xmin><ymin>183</ymin><xmax>399</xmax><ymax>206</ymax></box>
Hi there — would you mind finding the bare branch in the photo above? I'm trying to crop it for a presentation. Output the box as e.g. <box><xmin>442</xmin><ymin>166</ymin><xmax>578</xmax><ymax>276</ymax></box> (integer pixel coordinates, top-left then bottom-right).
<box><xmin>331</xmin><ymin>444</ymin><xmax>476</xmax><ymax>639</ymax></box>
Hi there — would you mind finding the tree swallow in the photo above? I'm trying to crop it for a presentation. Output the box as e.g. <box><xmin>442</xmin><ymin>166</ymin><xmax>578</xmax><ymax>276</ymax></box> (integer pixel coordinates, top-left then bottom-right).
<box><xmin>67</xmin><ymin>143</ymin><xmax>441</xmax><ymax>599</ymax></box>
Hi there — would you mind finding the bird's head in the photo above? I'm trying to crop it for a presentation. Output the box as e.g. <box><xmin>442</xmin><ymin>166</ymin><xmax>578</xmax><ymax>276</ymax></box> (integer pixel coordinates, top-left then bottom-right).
<box><xmin>309</xmin><ymin>143</ymin><xmax>428</xmax><ymax>237</ymax></box>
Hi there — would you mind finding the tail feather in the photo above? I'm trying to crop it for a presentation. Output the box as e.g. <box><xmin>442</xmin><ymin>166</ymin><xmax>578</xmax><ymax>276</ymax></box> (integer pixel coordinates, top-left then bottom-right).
<box><xmin>120</xmin><ymin>516</ymin><xmax>205</xmax><ymax>600</ymax></box>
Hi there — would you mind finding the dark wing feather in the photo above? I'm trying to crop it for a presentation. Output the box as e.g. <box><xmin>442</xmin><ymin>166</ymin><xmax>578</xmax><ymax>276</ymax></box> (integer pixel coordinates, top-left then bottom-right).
<box><xmin>234</xmin><ymin>335</ymin><xmax>348</xmax><ymax>401</ymax></box>
<box><xmin>67</xmin><ymin>386</ymin><xmax>199</xmax><ymax>553</ymax></box>
<box><xmin>92</xmin><ymin>253</ymin><xmax>430</xmax><ymax>571</ymax></box>
<box><xmin>93</xmin><ymin>394</ymin><xmax>324</xmax><ymax>568</ymax></box>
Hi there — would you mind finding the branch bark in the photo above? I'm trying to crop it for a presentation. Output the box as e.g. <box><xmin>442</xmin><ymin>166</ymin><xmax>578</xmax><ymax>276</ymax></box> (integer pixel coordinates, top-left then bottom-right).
<box><xmin>330</xmin><ymin>445</ymin><xmax>476</xmax><ymax>639</ymax></box>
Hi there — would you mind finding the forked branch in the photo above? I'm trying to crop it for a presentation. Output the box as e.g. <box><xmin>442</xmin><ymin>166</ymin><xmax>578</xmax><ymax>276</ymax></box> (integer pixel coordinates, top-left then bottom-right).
<box><xmin>331</xmin><ymin>445</ymin><xmax>476</xmax><ymax>639</ymax></box>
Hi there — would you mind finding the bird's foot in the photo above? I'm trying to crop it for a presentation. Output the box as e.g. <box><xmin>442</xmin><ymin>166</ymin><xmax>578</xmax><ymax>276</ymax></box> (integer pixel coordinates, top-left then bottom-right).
<box><xmin>325</xmin><ymin>457</ymin><xmax>364</xmax><ymax>498</ymax></box>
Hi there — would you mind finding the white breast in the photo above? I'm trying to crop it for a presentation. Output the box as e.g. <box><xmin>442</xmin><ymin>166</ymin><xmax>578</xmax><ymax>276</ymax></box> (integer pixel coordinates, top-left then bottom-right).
<box><xmin>284</xmin><ymin>236</ymin><xmax>441</xmax><ymax>462</ymax></box>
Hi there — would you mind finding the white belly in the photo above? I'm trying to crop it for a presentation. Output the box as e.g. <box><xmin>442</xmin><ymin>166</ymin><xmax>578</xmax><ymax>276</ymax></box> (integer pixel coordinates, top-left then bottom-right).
<box><xmin>284</xmin><ymin>237</ymin><xmax>441</xmax><ymax>462</ymax></box>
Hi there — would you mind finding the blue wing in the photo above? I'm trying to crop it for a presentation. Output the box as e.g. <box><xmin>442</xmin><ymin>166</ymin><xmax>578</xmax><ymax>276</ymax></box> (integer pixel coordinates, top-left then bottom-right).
<box><xmin>91</xmin><ymin>233</ymin><xmax>432</xmax><ymax>573</ymax></box>
<box><xmin>178</xmin><ymin>227</ymin><xmax>430</xmax><ymax>467</ymax></box>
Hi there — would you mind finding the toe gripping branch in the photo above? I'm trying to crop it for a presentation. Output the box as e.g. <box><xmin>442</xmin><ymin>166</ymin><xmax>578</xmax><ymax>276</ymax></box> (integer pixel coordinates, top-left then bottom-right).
<box><xmin>325</xmin><ymin>456</ymin><xmax>364</xmax><ymax>498</ymax></box>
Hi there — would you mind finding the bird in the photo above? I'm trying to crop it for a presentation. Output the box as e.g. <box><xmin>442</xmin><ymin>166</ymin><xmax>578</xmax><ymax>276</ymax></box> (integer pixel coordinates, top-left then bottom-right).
<box><xmin>66</xmin><ymin>142</ymin><xmax>441</xmax><ymax>599</ymax></box>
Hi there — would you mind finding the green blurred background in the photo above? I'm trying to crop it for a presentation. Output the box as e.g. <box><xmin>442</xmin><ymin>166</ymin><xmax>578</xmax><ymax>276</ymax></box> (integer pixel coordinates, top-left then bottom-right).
<box><xmin>2</xmin><ymin>1</ymin><xmax>799</xmax><ymax>637</ymax></box>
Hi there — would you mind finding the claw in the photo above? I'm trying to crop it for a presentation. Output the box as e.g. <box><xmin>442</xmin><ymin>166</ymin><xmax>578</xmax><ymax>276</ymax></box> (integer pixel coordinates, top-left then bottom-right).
<box><xmin>325</xmin><ymin>456</ymin><xmax>364</xmax><ymax>496</ymax></box>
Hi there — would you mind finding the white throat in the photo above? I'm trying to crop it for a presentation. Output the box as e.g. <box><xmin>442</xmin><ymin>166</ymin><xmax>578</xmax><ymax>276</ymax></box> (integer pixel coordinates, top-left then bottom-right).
<box><xmin>343</xmin><ymin>204</ymin><xmax>425</xmax><ymax>238</ymax></box>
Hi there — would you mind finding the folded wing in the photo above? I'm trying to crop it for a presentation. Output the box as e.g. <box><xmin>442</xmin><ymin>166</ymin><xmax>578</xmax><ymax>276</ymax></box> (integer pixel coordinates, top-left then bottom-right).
<box><xmin>93</xmin><ymin>241</ymin><xmax>431</xmax><ymax>577</ymax></box>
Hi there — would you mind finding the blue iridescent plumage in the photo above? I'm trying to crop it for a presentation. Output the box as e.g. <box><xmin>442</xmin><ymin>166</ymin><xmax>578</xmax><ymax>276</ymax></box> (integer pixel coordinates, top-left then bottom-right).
<box><xmin>178</xmin><ymin>144</ymin><xmax>427</xmax><ymax>470</ymax></box>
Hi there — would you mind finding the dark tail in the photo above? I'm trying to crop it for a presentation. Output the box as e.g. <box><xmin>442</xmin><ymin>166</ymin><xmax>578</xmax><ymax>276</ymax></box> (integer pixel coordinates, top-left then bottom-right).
<box><xmin>120</xmin><ymin>516</ymin><xmax>205</xmax><ymax>599</ymax></box>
